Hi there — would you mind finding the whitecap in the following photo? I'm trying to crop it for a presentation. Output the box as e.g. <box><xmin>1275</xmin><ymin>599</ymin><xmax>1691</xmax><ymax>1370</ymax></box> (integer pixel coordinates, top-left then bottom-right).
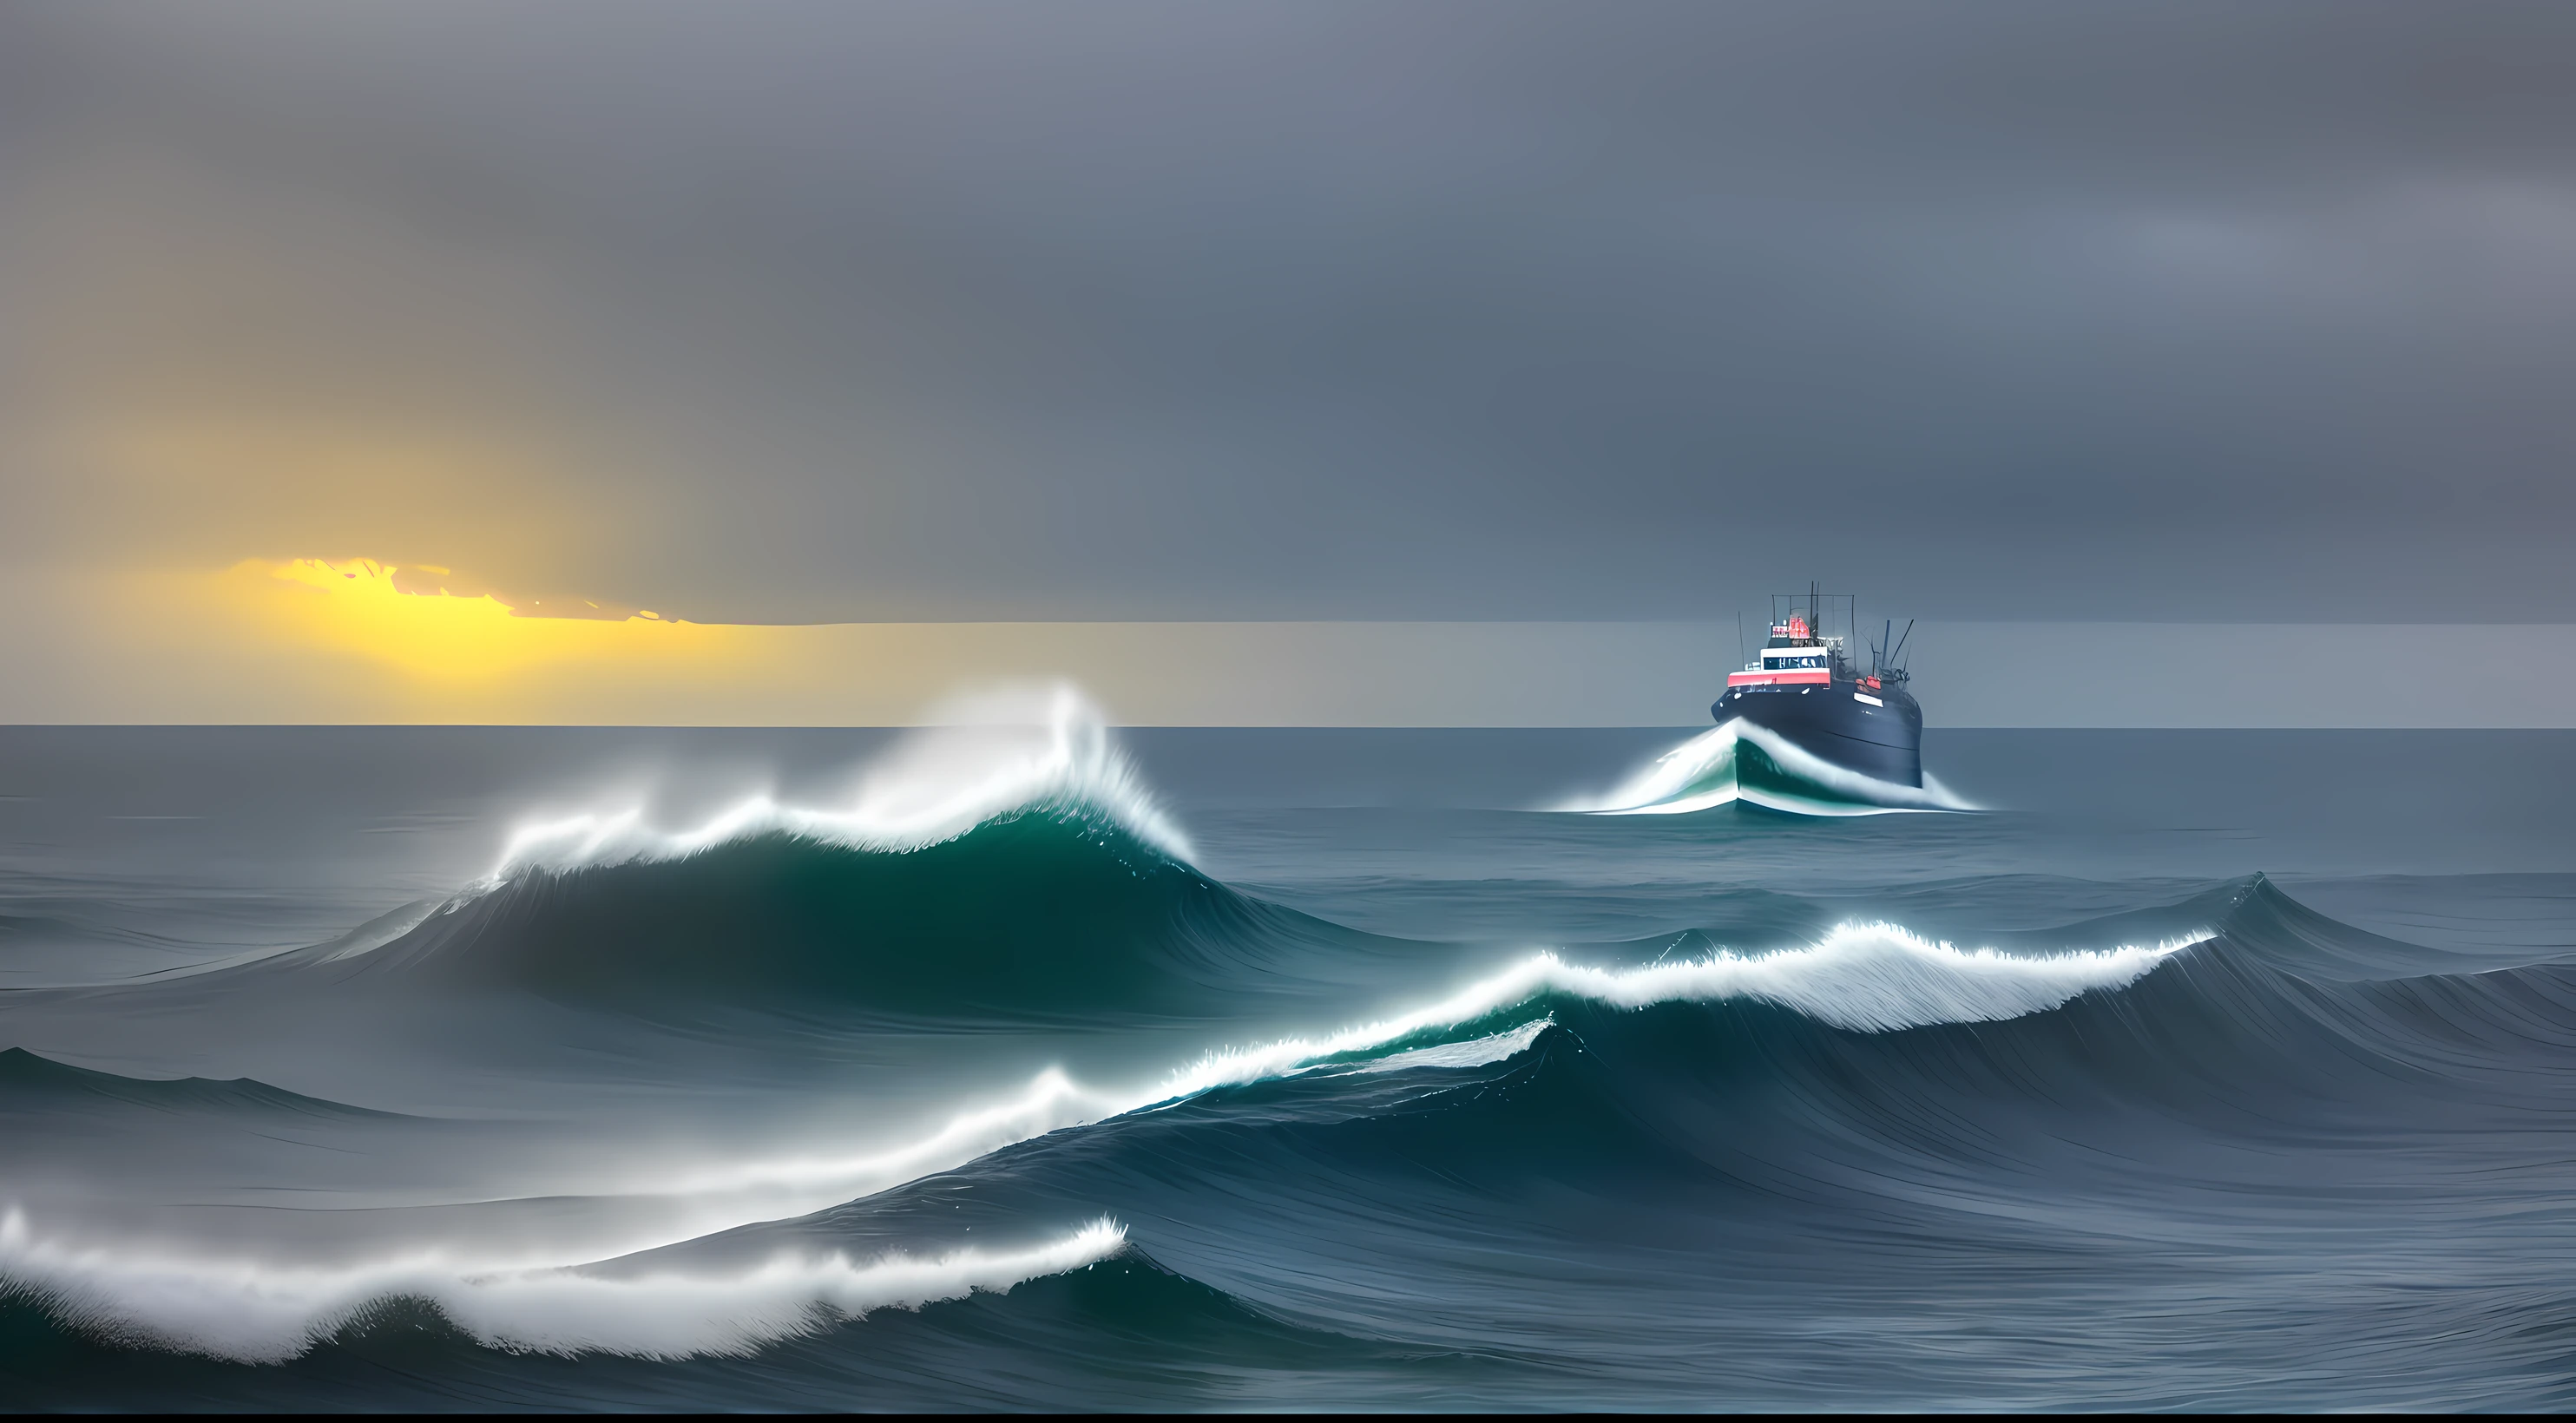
<box><xmin>483</xmin><ymin>683</ymin><xmax>1190</xmax><ymax>882</ymax></box>
<box><xmin>0</xmin><ymin>1208</ymin><xmax>1124</xmax><ymax>1364</ymax></box>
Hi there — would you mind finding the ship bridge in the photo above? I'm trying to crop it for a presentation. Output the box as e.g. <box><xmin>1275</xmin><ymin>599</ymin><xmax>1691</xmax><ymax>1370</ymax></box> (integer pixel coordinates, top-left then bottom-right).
<box><xmin>1723</xmin><ymin>591</ymin><xmax>1898</xmax><ymax>692</ymax></box>
<box><xmin>1728</xmin><ymin>649</ymin><xmax>1834</xmax><ymax>687</ymax></box>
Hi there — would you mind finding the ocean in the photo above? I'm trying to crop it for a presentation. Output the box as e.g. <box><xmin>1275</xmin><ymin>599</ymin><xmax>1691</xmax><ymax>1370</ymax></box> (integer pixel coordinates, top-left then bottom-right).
<box><xmin>3</xmin><ymin>710</ymin><xmax>2574</xmax><ymax>1409</ymax></box>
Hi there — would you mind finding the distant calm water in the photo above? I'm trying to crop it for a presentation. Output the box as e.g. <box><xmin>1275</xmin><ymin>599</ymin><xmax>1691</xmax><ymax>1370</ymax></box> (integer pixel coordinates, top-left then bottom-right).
<box><xmin>3</xmin><ymin>720</ymin><xmax>2574</xmax><ymax>1410</ymax></box>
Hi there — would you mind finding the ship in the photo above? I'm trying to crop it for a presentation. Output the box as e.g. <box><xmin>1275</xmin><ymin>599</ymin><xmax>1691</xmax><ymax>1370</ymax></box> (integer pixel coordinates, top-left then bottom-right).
<box><xmin>1712</xmin><ymin>586</ymin><xmax>1923</xmax><ymax>787</ymax></box>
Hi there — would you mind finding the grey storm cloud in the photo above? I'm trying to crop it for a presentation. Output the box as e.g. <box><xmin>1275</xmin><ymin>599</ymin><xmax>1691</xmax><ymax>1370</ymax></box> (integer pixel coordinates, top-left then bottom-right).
<box><xmin>3</xmin><ymin>0</ymin><xmax>2573</xmax><ymax>622</ymax></box>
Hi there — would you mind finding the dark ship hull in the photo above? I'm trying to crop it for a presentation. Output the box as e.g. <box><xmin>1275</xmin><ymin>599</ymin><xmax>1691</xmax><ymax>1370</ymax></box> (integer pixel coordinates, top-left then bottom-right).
<box><xmin>1712</xmin><ymin>682</ymin><xmax>1922</xmax><ymax>787</ymax></box>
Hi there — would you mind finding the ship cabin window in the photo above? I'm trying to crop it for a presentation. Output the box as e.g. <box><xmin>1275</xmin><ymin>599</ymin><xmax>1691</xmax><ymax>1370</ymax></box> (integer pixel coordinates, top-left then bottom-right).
<box><xmin>1761</xmin><ymin>652</ymin><xmax>1826</xmax><ymax>670</ymax></box>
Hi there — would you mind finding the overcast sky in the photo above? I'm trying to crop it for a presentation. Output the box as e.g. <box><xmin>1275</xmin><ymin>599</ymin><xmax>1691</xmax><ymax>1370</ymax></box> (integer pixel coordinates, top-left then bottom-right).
<box><xmin>5</xmin><ymin>0</ymin><xmax>2573</xmax><ymax>632</ymax></box>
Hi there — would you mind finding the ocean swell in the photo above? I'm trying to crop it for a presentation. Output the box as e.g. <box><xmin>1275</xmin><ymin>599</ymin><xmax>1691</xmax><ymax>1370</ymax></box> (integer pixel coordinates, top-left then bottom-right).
<box><xmin>16</xmin><ymin>704</ymin><xmax>2523</xmax><ymax>1401</ymax></box>
<box><xmin>16</xmin><ymin>873</ymin><xmax>2537</xmax><ymax>1387</ymax></box>
<box><xmin>0</xmin><ymin>909</ymin><xmax>2196</xmax><ymax>1362</ymax></box>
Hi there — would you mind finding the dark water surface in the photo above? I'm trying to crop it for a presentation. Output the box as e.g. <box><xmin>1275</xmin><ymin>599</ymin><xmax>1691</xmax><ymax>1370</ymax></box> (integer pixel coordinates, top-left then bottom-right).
<box><xmin>2</xmin><ymin>723</ymin><xmax>2573</xmax><ymax>1410</ymax></box>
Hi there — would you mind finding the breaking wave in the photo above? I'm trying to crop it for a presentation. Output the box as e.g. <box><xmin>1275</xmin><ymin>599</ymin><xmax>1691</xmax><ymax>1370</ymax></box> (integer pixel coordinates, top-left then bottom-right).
<box><xmin>486</xmin><ymin>685</ymin><xmax>1191</xmax><ymax>880</ymax></box>
<box><xmin>0</xmin><ymin>1210</ymin><xmax>1127</xmax><ymax>1364</ymax></box>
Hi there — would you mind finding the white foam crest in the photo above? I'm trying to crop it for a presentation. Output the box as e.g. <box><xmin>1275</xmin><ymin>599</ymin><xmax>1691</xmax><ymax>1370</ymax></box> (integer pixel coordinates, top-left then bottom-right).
<box><xmin>485</xmin><ymin>684</ymin><xmax>1190</xmax><ymax>881</ymax></box>
<box><xmin>651</xmin><ymin>1065</ymin><xmax>1126</xmax><ymax>1197</ymax></box>
<box><xmin>1156</xmin><ymin>924</ymin><xmax>2192</xmax><ymax>1096</ymax></box>
<box><xmin>620</xmin><ymin>923</ymin><xmax>2194</xmax><ymax>1203</ymax></box>
<box><xmin>1356</xmin><ymin>1018</ymin><xmax>1555</xmax><ymax>1073</ymax></box>
<box><xmin>1565</xmin><ymin>720</ymin><xmax>1975</xmax><ymax>816</ymax></box>
<box><xmin>0</xmin><ymin>1208</ymin><xmax>1124</xmax><ymax>1364</ymax></box>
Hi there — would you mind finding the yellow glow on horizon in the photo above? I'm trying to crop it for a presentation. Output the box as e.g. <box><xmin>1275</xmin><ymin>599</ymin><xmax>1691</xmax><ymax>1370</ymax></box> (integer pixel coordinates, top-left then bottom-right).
<box><xmin>218</xmin><ymin>557</ymin><xmax>761</xmax><ymax>681</ymax></box>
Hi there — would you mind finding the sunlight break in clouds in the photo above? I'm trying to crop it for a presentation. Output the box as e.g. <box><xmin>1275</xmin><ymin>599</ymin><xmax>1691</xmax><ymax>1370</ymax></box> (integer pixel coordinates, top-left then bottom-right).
<box><xmin>215</xmin><ymin>557</ymin><xmax>759</xmax><ymax>681</ymax></box>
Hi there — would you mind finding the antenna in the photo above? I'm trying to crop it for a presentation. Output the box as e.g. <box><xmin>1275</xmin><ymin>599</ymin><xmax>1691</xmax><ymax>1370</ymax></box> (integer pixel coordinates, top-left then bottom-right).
<box><xmin>1736</xmin><ymin>611</ymin><xmax>1745</xmax><ymax>672</ymax></box>
<box><xmin>1877</xmin><ymin>618</ymin><xmax>1891</xmax><ymax>673</ymax></box>
<box><xmin>1889</xmin><ymin>618</ymin><xmax>1915</xmax><ymax>672</ymax></box>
